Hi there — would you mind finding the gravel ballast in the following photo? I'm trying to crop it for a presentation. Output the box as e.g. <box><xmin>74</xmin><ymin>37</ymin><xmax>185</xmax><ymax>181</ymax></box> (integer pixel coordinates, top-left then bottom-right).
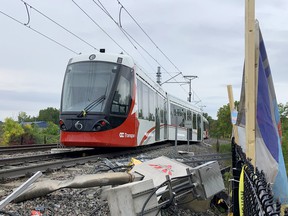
<box><xmin>0</xmin><ymin>140</ymin><xmax>229</xmax><ymax>216</ymax></box>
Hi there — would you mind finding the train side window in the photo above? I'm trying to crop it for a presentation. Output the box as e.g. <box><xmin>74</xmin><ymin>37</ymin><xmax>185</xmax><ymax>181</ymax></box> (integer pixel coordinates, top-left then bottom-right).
<box><xmin>149</xmin><ymin>88</ymin><xmax>155</xmax><ymax>121</ymax></box>
<box><xmin>111</xmin><ymin>76</ymin><xmax>131</xmax><ymax>115</ymax></box>
<box><xmin>142</xmin><ymin>83</ymin><xmax>149</xmax><ymax>120</ymax></box>
<box><xmin>187</xmin><ymin>110</ymin><xmax>192</xmax><ymax>121</ymax></box>
<box><xmin>197</xmin><ymin>113</ymin><xmax>202</xmax><ymax>140</ymax></box>
<box><xmin>171</xmin><ymin>104</ymin><xmax>185</xmax><ymax>126</ymax></box>
<box><xmin>193</xmin><ymin>113</ymin><xmax>197</xmax><ymax>129</ymax></box>
<box><xmin>137</xmin><ymin>80</ymin><xmax>143</xmax><ymax>119</ymax></box>
<box><xmin>170</xmin><ymin>104</ymin><xmax>176</xmax><ymax>125</ymax></box>
<box><xmin>197</xmin><ymin>114</ymin><xmax>202</xmax><ymax>128</ymax></box>
<box><xmin>183</xmin><ymin>109</ymin><xmax>187</xmax><ymax>121</ymax></box>
<box><xmin>159</xmin><ymin>95</ymin><xmax>164</xmax><ymax>123</ymax></box>
<box><xmin>179</xmin><ymin>108</ymin><xmax>186</xmax><ymax>127</ymax></box>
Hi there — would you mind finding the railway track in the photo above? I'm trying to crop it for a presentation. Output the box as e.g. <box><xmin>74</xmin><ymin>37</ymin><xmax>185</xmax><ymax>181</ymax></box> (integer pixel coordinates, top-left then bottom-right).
<box><xmin>0</xmin><ymin>143</ymin><xmax>174</xmax><ymax>180</ymax></box>
<box><xmin>0</xmin><ymin>144</ymin><xmax>58</xmax><ymax>154</ymax></box>
<box><xmin>179</xmin><ymin>152</ymin><xmax>231</xmax><ymax>164</ymax></box>
<box><xmin>0</xmin><ymin>148</ymin><xmax>96</xmax><ymax>167</ymax></box>
<box><xmin>0</xmin><ymin>143</ymin><xmax>231</xmax><ymax>181</ymax></box>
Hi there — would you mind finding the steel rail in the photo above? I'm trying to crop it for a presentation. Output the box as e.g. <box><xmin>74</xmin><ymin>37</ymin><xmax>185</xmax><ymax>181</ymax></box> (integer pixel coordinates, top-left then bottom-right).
<box><xmin>0</xmin><ymin>144</ymin><xmax>58</xmax><ymax>154</ymax></box>
<box><xmin>0</xmin><ymin>143</ymin><xmax>230</xmax><ymax>180</ymax></box>
<box><xmin>0</xmin><ymin>155</ymin><xmax>102</xmax><ymax>179</ymax></box>
<box><xmin>0</xmin><ymin>143</ymin><xmax>173</xmax><ymax>180</ymax></box>
<box><xmin>0</xmin><ymin>150</ymin><xmax>92</xmax><ymax>167</ymax></box>
<box><xmin>0</xmin><ymin>144</ymin><xmax>58</xmax><ymax>149</ymax></box>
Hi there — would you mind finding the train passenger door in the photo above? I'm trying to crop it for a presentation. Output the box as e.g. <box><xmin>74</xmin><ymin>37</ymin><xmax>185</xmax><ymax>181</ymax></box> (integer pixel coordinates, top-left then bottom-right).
<box><xmin>193</xmin><ymin>113</ymin><xmax>197</xmax><ymax>141</ymax></box>
<box><xmin>155</xmin><ymin>107</ymin><xmax>160</xmax><ymax>141</ymax></box>
<box><xmin>164</xmin><ymin>99</ymin><xmax>168</xmax><ymax>140</ymax></box>
<box><xmin>197</xmin><ymin>114</ymin><xmax>202</xmax><ymax>141</ymax></box>
<box><xmin>187</xmin><ymin>110</ymin><xmax>192</xmax><ymax>141</ymax></box>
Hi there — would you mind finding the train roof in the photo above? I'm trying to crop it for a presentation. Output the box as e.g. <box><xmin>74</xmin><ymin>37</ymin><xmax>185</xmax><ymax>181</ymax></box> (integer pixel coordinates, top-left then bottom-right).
<box><xmin>135</xmin><ymin>65</ymin><xmax>167</xmax><ymax>97</ymax></box>
<box><xmin>68</xmin><ymin>52</ymin><xmax>135</xmax><ymax>68</ymax></box>
<box><xmin>167</xmin><ymin>93</ymin><xmax>202</xmax><ymax>113</ymax></box>
<box><xmin>136</xmin><ymin>67</ymin><xmax>202</xmax><ymax>113</ymax></box>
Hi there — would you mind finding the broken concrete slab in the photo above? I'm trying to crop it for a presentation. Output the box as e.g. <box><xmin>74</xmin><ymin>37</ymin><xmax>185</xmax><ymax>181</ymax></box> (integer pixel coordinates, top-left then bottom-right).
<box><xmin>14</xmin><ymin>172</ymin><xmax>135</xmax><ymax>202</ymax></box>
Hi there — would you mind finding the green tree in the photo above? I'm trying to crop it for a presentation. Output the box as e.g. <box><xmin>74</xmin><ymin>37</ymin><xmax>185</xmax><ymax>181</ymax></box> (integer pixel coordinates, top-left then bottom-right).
<box><xmin>203</xmin><ymin>112</ymin><xmax>213</xmax><ymax>123</ymax></box>
<box><xmin>279</xmin><ymin>103</ymin><xmax>288</xmax><ymax>119</ymax></box>
<box><xmin>208</xmin><ymin>118</ymin><xmax>219</xmax><ymax>138</ymax></box>
<box><xmin>17</xmin><ymin>111</ymin><xmax>36</xmax><ymax>123</ymax></box>
<box><xmin>43</xmin><ymin>122</ymin><xmax>59</xmax><ymax>135</ymax></box>
<box><xmin>216</xmin><ymin>103</ymin><xmax>232</xmax><ymax>139</ymax></box>
<box><xmin>42</xmin><ymin>122</ymin><xmax>60</xmax><ymax>144</ymax></box>
<box><xmin>1</xmin><ymin>118</ymin><xmax>24</xmax><ymax>145</ymax></box>
<box><xmin>0</xmin><ymin>122</ymin><xmax>4</xmax><ymax>144</ymax></box>
<box><xmin>38</xmin><ymin>107</ymin><xmax>59</xmax><ymax>125</ymax></box>
<box><xmin>202</xmin><ymin>112</ymin><xmax>219</xmax><ymax>138</ymax></box>
<box><xmin>279</xmin><ymin>103</ymin><xmax>288</xmax><ymax>172</ymax></box>
<box><xmin>22</xmin><ymin>124</ymin><xmax>43</xmax><ymax>144</ymax></box>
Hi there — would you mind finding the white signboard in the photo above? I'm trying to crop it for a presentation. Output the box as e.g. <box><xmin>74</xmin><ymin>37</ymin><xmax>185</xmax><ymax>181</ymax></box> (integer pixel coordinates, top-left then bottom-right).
<box><xmin>184</xmin><ymin>120</ymin><xmax>193</xmax><ymax>128</ymax></box>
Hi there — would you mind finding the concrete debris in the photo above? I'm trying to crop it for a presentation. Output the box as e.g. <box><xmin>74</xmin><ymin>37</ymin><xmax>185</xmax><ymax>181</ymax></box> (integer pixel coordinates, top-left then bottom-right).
<box><xmin>106</xmin><ymin>156</ymin><xmax>225</xmax><ymax>215</ymax></box>
<box><xmin>13</xmin><ymin>172</ymin><xmax>135</xmax><ymax>203</ymax></box>
<box><xmin>1</xmin><ymin>155</ymin><xmax>225</xmax><ymax>216</ymax></box>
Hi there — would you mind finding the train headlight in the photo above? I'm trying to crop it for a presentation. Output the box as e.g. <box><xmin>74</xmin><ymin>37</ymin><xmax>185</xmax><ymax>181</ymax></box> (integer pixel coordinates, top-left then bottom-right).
<box><xmin>59</xmin><ymin>119</ymin><xmax>67</xmax><ymax>131</ymax></box>
<box><xmin>93</xmin><ymin>119</ymin><xmax>110</xmax><ymax>132</ymax></box>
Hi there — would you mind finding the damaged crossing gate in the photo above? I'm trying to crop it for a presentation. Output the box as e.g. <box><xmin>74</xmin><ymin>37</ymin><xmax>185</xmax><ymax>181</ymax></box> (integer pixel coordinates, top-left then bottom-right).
<box><xmin>106</xmin><ymin>156</ymin><xmax>225</xmax><ymax>216</ymax></box>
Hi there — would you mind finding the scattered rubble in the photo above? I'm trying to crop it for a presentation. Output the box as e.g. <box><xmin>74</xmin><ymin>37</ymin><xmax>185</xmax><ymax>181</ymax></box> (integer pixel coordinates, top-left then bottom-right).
<box><xmin>0</xmin><ymin>141</ymin><xmax>229</xmax><ymax>216</ymax></box>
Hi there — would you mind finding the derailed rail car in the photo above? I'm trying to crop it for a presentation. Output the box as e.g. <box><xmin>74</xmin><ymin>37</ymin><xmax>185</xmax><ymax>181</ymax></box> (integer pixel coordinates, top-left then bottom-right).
<box><xmin>59</xmin><ymin>52</ymin><xmax>208</xmax><ymax>147</ymax></box>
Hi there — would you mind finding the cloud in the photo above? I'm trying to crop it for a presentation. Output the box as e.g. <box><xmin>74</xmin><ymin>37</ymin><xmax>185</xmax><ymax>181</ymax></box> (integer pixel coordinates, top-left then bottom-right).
<box><xmin>0</xmin><ymin>0</ymin><xmax>287</xmax><ymax>121</ymax></box>
<box><xmin>0</xmin><ymin>89</ymin><xmax>60</xmax><ymax>121</ymax></box>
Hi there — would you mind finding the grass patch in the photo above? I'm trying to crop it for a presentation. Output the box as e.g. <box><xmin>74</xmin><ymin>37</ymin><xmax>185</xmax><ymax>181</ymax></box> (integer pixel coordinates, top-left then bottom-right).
<box><xmin>213</xmin><ymin>142</ymin><xmax>231</xmax><ymax>153</ymax></box>
<box><xmin>282</xmin><ymin>134</ymin><xmax>288</xmax><ymax>173</ymax></box>
<box><xmin>218</xmin><ymin>143</ymin><xmax>231</xmax><ymax>153</ymax></box>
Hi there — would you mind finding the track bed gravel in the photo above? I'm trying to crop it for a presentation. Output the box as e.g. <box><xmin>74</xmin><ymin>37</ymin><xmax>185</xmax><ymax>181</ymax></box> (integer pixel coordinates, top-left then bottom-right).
<box><xmin>0</xmin><ymin>140</ymin><xmax>229</xmax><ymax>216</ymax></box>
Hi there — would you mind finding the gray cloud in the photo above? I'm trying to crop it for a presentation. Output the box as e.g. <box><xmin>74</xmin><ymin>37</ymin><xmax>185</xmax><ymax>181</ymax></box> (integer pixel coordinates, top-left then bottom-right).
<box><xmin>0</xmin><ymin>90</ymin><xmax>60</xmax><ymax>120</ymax></box>
<box><xmin>0</xmin><ymin>1</ymin><xmax>287</xmax><ymax>120</ymax></box>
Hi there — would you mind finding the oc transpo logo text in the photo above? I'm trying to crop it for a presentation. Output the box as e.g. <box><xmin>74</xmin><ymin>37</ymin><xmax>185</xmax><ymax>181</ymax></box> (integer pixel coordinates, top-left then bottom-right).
<box><xmin>119</xmin><ymin>132</ymin><xmax>135</xmax><ymax>138</ymax></box>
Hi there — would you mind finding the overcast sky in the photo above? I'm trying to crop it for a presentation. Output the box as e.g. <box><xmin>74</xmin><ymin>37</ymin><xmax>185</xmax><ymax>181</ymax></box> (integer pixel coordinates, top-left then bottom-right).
<box><xmin>1</xmin><ymin>0</ymin><xmax>288</xmax><ymax>121</ymax></box>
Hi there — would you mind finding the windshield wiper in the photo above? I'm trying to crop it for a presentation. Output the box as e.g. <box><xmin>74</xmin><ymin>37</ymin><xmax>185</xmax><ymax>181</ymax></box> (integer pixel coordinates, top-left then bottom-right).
<box><xmin>77</xmin><ymin>95</ymin><xmax>106</xmax><ymax>117</ymax></box>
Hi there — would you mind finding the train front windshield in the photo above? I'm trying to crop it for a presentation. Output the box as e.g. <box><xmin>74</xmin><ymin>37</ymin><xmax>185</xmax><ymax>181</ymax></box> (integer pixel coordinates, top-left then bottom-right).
<box><xmin>61</xmin><ymin>61</ymin><xmax>117</xmax><ymax>112</ymax></box>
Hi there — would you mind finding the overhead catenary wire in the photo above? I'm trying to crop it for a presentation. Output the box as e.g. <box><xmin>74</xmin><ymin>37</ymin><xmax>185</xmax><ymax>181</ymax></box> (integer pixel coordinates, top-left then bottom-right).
<box><xmin>3</xmin><ymin>1</ymin><xmax>202</xmax><ymax>105</ymax></box>
<box><xmin>91</xmin><ymin>0</ymin><xmax>159</xmax><ymax>72</ymax></box>
<box><xmin>72</xmin><ymin>0</ymin><xmax>129</xmax><ymax>55</ymax></box>
<box><xmin>119</xmin><ymin>27</ymin><xmax>171</xmax><ymax>73</ymax></box>
<box><xmin>115</xmin><ymin>0</ymin><xmax>206</xmax><ymax>104</ymax></box>
<box><xmin>0</xmin><ymin>9</ymin><xmax>80</xmax><ymax>55</ymax></box>
<box><xmin>113</xmin><ymin>0</ymin><xmax>194</xmax><ymax>95</ymax></box>
<box><xmin>23</xmin><ymin>1</ymin><xmax>30</xmax><ymax>25</ymax></box>
<box><xmin>116</xmin><ymin>0</ymin><xmax>182</xmax><ymax>73</ymax></box>
<box><xmin>20</xmin><ymin>0</ymin><xmax>99</xmax><ymax>51</ymax></box>
<box><xmin>85</xmin><ymin>0</ymin><xmax>160</xmax><ymax>75</ymax></box>
<box><xmin>93</xmin><ymin>0</ymin><xmax>175</xmax><ymax>75</ymax></box>
<box><xmin>91</xmin><ymin>0</ymin><xmax>190</xmax><ymax>95</ymax></box>
<box><xmin>96</xmin><ymin>0</ymin><xmax>205</xmax><ymax>105</ymax></box>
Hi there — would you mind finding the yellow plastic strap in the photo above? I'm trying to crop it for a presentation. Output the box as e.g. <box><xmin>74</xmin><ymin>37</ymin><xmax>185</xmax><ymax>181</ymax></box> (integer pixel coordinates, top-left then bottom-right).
<box><xmin>238</xmin><ymin>166</ymin><xmax>245</xmax><ymax>216</ymax></box>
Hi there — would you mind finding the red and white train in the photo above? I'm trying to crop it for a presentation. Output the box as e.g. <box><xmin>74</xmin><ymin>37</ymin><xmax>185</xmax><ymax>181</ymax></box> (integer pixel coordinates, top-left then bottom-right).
<box><xmin>59</xmin><ymin>52</ymin><xmax>209</xmax><ymax>147</ymax></box>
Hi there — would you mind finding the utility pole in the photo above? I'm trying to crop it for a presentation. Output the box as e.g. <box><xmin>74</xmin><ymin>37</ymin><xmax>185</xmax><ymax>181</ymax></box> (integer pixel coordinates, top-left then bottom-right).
<box><xmin>161</xmin><ymin>74</ymin><xmax>198</xmax><ymax>103</ymax></box>
<box><xmin>156</xmin><ymin>66</ymin><xmax>161</xmax><ymax>85</ymax></box>
<box><xmin>183</xmin><ymin>76</ymin><xmax>198</xmax><ymax>102</ymax></box>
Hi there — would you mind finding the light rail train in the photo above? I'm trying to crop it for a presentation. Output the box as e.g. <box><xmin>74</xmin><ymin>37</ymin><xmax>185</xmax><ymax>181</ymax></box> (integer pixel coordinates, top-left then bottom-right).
<box><xmin>59</xmin><ymin>51</ymin><xmax>209</xmax><ymax>147</ymax></box>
